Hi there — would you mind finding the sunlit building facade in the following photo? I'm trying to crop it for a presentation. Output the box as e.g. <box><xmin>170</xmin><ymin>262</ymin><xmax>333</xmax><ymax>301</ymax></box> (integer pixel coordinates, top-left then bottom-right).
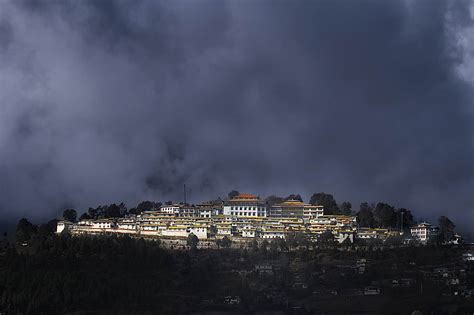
<box><xmin>223</xmin><ymin>193</ymin><xmax>267</xmax><ymax>217</ymax></box>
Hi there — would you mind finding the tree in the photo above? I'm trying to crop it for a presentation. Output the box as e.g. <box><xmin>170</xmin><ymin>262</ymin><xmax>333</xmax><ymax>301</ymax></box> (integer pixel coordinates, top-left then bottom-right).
<box><xmin>385</xmin><ymin>235</ymin><xmax>403</xmax><ymax>246</ymax></box>
<box><xmin>104</xmin><ymin>204</ymin><xmax>121</xmax><ymax>218</ymax></box>
<box><xmin>135</xmin><ymin>201</ymin><xmax>160</xmax><ymax>214</ymax></box>
<box><xmin>62</xmin><ymin>209</ymin><xmax>77</xmax><ymax>222</ymax></box>
<box><xmin>318</xmin><ymin>230</ymin><xmax>335</xmax><ymax>245</ymax></box>
<box><xmin>220</xmin><ymin>236</ymin><xmax>232</xmax><ymax>248</ymax></box>
<box><xmin>16</xmin><ymin>218</ymin><xmax>37</xmax><ymax>244</ymax></box>
<box><xmin>286</xmin><ymin>230</ymin><xmax>298</xmax><ymax>249</ymax></box>
<box><xmin>250</xmin><ymin>240</ymin><xmax>259</xmax><ymax>252</ymax></box>
<box><xmin>136</xmin><ymin>200</ymin><xmax>155</xmax><ymax>214</ymax></box>
<box><xmin>340</xmin><ymin>202</ymin><xmax>352</xmax><ymax>215</ymax></box>
<box><xmin>38</xmin><ymin>219</ymin><xmax>58</xmax><ymax>238</ymax></box>
<box><xmin>357</xmin><ymin>202</ymin><xmax>375</xmax><ymax>227</ymax></box>
<box><xmin>187</xmin><ymin>233</ymin><xmax>199</xmax><ymax>250</ymax></box>
<box><xmin>277</xmin><ymin>237</ymin><xmax>288</xmax><ymax>251</ymax></box>
<box><xmin>87</xmin><ymin>207</ymin><xmax>99</xmax><ymax>219</ymax></box>
<box><xmin>374</xmin><ymin>203</ymin><xmax>397</xmax><ymax>228</ymax></box>
<box><xmin>270</xmin><ymin>238</ymin><xmax>280</xmax><ymax>251</ymax></box>
<box><xmin>285</xmin><ymin>194</ymin><xmax>303</xmax><ymax>202</ymax></box>
<box><xmin>340</xmin><ymin>237</ymin><xmax>353</xmax><ymax>247</ymax></box>
<box><xmin>128</xmin><ymin>207</ymin><xmax>138</xmax><ymax>215</ymax></box>
<box><xmin>79</xmin><ymin>212</ymin><xmax>91</xmax><ymax>221</ymax></box>
<box><xmin>228</xmin><ymin>190</ymin><xmax>240</xmax><ymax>199</ymax></box>
<box><xmin>438</xmin><ymin>216</ymin><xmax>455</xmax><ymax>243</ymax></box>
<box><xmin>118</xmin><ymin>202</ymin><xmax>128</xmax><ymax>216</ymax></box>
<box><xmin>309</xmin><ymin>193</ymin><xmax>340</xmax><ymax>214</ymax></box>
<box><xmin>209</xmin><ymin>225</ymin><xmax>218</xmax><ymax>237</ymax></box>
<box><xmin>295</xmin><ymin>232</ymin><xmax>310</xmax><ymax>248</ymax></box>
<box><xmin>261</xmin><ymin>239</ymin><xmax>269</xmax><ymax>251</ymax></box>
<box><xmin>265</xmin><ymin>195</ymin><xmax>285</xmax><ymax>206</ymax></box>
<box><xmin>395</xmin><ymin>208</ymin><xmax>414</xmax><ymax>232</ymax></box>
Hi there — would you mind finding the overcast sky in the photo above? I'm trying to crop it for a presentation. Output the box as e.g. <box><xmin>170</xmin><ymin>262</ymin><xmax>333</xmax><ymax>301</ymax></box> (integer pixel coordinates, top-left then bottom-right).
<box><xmin>0</xmin><ymin>0</ymin><xmax>473</xmax><ymax>234</ymax></box>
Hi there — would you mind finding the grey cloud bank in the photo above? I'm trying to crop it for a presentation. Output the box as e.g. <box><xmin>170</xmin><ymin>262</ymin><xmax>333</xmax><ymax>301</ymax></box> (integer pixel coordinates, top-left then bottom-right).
<box><xmin>0</xmin><ymin>0</ymin><xmax>473</xmax><ymax>235</ymax></box>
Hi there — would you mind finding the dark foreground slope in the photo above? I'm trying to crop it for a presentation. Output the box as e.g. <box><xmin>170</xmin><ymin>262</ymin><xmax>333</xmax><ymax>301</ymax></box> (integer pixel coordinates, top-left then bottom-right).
<box><xmin>0</xmin><ymin>234</ymin><xmax>473</xmax><ymax>314</ymax></box>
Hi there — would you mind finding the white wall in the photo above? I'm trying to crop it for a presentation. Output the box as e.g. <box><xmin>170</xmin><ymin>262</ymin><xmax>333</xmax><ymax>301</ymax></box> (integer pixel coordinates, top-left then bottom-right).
<box><xmin>223</xmin><ymin>205</ymin><xmax>267</xmax><ymax>217</ymax></box>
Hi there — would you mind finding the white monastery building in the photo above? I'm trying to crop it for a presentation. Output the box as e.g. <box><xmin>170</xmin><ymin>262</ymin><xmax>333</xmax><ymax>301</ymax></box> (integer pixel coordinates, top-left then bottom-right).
<box><xmin>270</xmin><ymin>200</ymin><xmax>324</xmax><ymax>220</ymax></box>
<box><xmin>223</xmin><ymin>193</ymin><xmax>267</xmax><ymax>217</ymax></box>
<box><xmin>410</xmin><ymin>222</ymin><xmax>439</xmax><ymax>242</ymax></box>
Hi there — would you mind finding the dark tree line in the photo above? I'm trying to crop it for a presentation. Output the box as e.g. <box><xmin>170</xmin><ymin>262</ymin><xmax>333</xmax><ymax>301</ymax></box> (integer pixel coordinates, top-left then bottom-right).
<box><xmin>285</xmin><ymin>194</ymin><xmax>303</xmax><ymax>202</ymax></box>
<box><xmin>2</xmin><ymin>224</ymin><xmax>466</xmax><ymax>314</ymax></box>
<box><xmin>0</xmin><ymin>233</ymin><xmax>185</xmax><ymax>314</ymax></box>
<box><xmin>309</xmin><ymin>193</ymin><xmax>341</xmax><ymax>214</ymax></box>
<box><xmin>356</xmin><ymin>202</ymin><xmax>415</xmax><ymax>230</ymax></box>
<box><xmin>265</xmin><ymin>195</ymin><xmax>285</xmax><ymax>206</ymax></box>
<box><xmin>83</xmin><ymin>202</ymin><xmax>128</xmax><ymax>219</ymax></box>
<box><xmin>435</xmin><ymin>216</ymin><xmax>457</xmax><ymax>243</ymax></box>
<box><xmin>228</xmin><ymin>190</ymin><xmax>240</xmax><ymax>199</ymax></box>
<box><xmin>62</xmin><ymin>209</ymin><xmax>77</xmax><ymax>222</ymax></box>
<box><xmin>263</xmin><ymin>192</ymin><xmax>350</xmax><ymax>214</ymax></box>
<box><xmin>60</xmin><ymin>201</ymin><xmax>163</xmax><ymax>223</ymax></box>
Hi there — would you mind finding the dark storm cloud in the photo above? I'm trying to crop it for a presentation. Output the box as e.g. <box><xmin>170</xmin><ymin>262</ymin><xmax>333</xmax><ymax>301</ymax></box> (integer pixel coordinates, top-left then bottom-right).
<box><xmin>0</xmin><ymin>0</ymin><xmax>472</xmax><ymax>234</ymax></box>
<box><xmin>0</xmin><ymin>18</ymin><xmax>13</xmax><ymax>52</ymax></box>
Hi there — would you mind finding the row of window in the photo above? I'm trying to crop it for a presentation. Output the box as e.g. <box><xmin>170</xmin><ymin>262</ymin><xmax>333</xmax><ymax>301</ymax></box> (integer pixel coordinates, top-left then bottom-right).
<box><xmin>230</xmin><ymin>206</ymin><xmax>265</xmax><ymax>211</ymax></box>
<box><xmin>412</xmin><ymin>229</ymin><xmax>435</xmax><ymax>233</ymax></box>
<box><xmin>230</xmin><ymin>212</ymin><xmax>264</xmax><ymax>217</ymax></box>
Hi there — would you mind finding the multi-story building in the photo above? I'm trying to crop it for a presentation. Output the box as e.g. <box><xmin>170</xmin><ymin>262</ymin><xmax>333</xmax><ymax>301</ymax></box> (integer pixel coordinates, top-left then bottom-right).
<box><xmin>159</xmin><ymin>204</ymin><xmax>199</xmax><ymax>217</ymax></box>
<box><xmin>199</xmin><ymin>209</ymin><xmax>213</xmax><ymax>218</ymax></box>
<box><xmin>260</xmin><ymin>228</ymin><xmax>285</xmax><ymax>239</ymax></box>
<box><xmin>216</xmin><ymin>222</ymin><xmax>233</xmax><ymax>236</ymax></box>
<box><xmin>161</xmin><ymin>225</ymin><xmax>188</xmax><ymax>238</ymax></box>
<box><xmin>410</xmin><ymin>222</ymin><xmax>439</xmax><ymax>242</ymax></box>
<box><xmin>355</xmin><ymin>228</ymin><xmax>390</xmax><ymax>240</ymax></box>
<box><xmin>178</xmin><ymin>205</ymin><xmax>199</xmax><ymax>217</ymax></box>
<box><xmin>117</xmin><ymin>218</ymin><xmax>137</xmax><ymax>230</ymax></box>
<box><xmin>56</xmin><ymin>220</ymin><xmax>73</xmax><ymax>233</ymax></box>
<box><xmin>160</xmin><ymin>204</ymin><xmax>181</xmax><ymax>215</ymax></box>
<box><xmin>90</xmin><ymin>219</ymin><xmax>116</xmax><ymax>229</ymax></box>
<box><xmin>269</xmin><ymin>200</ymin><xmax>324</xmax><ymax>219</ymax></box>
<box><xmin>196</xmin><ymin>202</ymin><xmax>221</xmax><ymax>218</ymax></box>
<box><xmin>310</xmin><ymin>215</ymin><xmax>356</xmax><ymax>227</ymax></box>
<box><xmin>223</xmin><ymin>193</ymin><xmax>267</xmax><ymax>217</ymax></box>
<box><xmin>242</xmin><ymin>226</ymin><xmax>257</xmax><ymax>238</ymax></box>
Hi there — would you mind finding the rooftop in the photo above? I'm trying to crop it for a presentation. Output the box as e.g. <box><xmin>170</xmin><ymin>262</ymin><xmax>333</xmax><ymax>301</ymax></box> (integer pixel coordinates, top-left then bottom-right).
<box><xmin>231</xmin><ymin>193</ymin><xmax>259</xmax><ymax>200</ymax></box>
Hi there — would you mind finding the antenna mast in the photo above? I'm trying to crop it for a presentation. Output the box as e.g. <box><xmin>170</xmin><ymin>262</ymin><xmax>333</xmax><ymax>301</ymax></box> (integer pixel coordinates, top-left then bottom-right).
<box><xmin>400</xmin><ymin>211</ymin><xmax>404</xmax><ymax>234</ymax></box>
<box><xmin>183</xmin><ymin>183</ymin><xmax>187</xmax><ymax>205</ymax></box>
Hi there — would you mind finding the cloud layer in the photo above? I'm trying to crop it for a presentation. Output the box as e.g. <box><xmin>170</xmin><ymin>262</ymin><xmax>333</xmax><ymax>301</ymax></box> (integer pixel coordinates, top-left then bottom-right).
<box><xmin>0</xmin><ymin>0</ymin><xmax>472</xmax><ymax>234</ymax></box>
